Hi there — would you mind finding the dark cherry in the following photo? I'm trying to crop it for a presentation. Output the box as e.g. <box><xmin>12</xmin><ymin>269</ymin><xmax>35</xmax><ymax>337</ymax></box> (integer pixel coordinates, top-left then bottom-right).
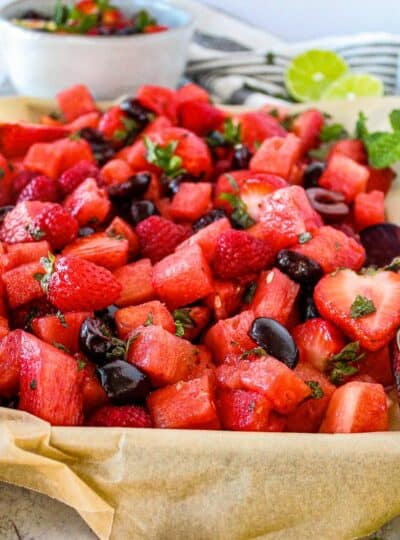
<box><xmin>306</xmin><ymin>187</ymin><xmax>349</xmax><ymax>223</ymax></box>
<box><xmin>95</xmin><ymin>304</ymin><xmax>119</xmax><ymax>330</ymax></box>
<box><xmin>299</xmin><ymin>291</ymin><xmax>320</xmax><ymax>321</ymax></box>
<box><xmin>276</xmin><ymin>249</ymin><xmax>323</xmax><ymax>288</ymax></box>
<box><xmin>390</xmin><ymin>329</ymin><xmax>400</xmax><ymax>404</ymax></box>
<box><xmin>120</xmin><ymin>98</ymin><xmax>152</xmax><ymax>126</ymax></box>
<box><xmin>232</xmin><ymin>144</ymin><xmax>251</xmax><ymax>169</ymax></box>
<box><xmin>303</xmin><ymin>161</ymin><xmax>325</xmax><ymax>189</ymax></box>
<box><xmin>78</xmin><ymin>128</ymin><xmax>104</xmax><ymax>144</ymax></box>
<box><xmin>160</xmin><ymin>173</ymin><xmax>182</xmax><ymax>197</ymax></box>
<box><xmin>21</xmin><ymin>9</ymin><xmax>48</xmax><ymax>19</ymax></box>
<box><xmin>0</xmin><ymin>206</ymin><xmax>14</xmax><ymax>224</ymax></box>
<box><xmin>96</xmin><ymin>360</ymin><xmax>152</xmax><ymax>404</ymax></box>
<box><xmin>130</xmin><ymin>200</ymin><xmax>156</xmax><ymax>226</ymax></box>
<box><xmin>108</xmin><ymin>172</ymin><xmax>151</xmax><ymax>200</ymax></box>
<box><xmin>79</xmin><ymin>128</ymin><xmax>115</xmax><ymax>166</ymax></box>
<box><xmin>360</xmin><ymin>223</ymin><xmax>400</xmax><ymax>267</ymax></box>
<box><xmin>1</xmin><ymin>396</ymin><xmax>19</xmax><ymax>409</ymax></box>
<box><xmin>79</xmin><ymin>317</ymin><xmax>118</xmax><ymax>365</ymax></box>
<box><xmin>78</xmin><ymin>226</ymin><xmax>96</xmax><ymax>237</ymax></box>
<box><xmin>249</xmin><ymin>317</ymin><xmax>298</xmax><ymax>369</ymax></box>
<box><xmin>192</xmin><ymin>208</ymin><xmax>227</xmax><ymax>232</ymax></box>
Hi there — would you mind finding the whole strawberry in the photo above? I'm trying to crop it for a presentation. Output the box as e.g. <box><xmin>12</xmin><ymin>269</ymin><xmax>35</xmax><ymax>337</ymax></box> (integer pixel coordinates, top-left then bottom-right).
<box><xmin>33</xmin><ymin>204</ymin><xmax>79</xmax><ymax>250</ymax></box>
<box><xmin>39</xmin><ymin>254</ymin><xmax>122</xmax><ymax>311</ymax></box>
<box><xmin>136</xmin><ymin>215</ymin><xmax>190</xmax><ymax>263</ymax></box>
<box><xmin>58</xmin><ymin>160</ymin><xmax>100</xmax><ymax>195</ymax></box>
<box><xmin>213</xmin><ymin>229</ymin><xmax>274</xmax><ymax>279</ymax></box>
<box><xmin>17</xmin><ymin>175</ymin><xmax>60</xmax><ymax>203</ymax></box>
<box><xmin>12</xmin><ymin>170</ymin><xmax>37</xmax><ymax>199</ymax></box>
<box><xmin>86</xmin><ymin>404</ymin><xmax>152</xmax><ymax>427</ymax></box>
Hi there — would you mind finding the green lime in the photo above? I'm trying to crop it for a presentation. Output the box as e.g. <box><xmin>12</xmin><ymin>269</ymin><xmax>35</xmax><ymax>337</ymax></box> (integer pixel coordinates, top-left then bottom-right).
<box><xmin>321</xmin><ymin>73</ymin><xmax>384</xmax><ymax>100</ymax></box>
<box><xmin>285</xmin><ymin>49</ymin><xmax>348</xmax><ymax>102</ymax></box>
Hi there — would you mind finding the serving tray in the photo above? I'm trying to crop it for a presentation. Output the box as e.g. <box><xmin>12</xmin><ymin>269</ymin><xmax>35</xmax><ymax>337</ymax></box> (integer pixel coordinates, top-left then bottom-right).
<box><xmin>1</xmin><ymin>96</ymin><xmax>400</xmax><ymax>540</ymax></box>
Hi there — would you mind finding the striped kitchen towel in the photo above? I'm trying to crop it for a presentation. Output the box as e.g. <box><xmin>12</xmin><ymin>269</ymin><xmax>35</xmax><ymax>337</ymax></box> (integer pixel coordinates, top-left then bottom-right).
<box><xmin>175</xmin><ymin>0</ymin><xmax>400</xmax><ymax>106</ymax></box>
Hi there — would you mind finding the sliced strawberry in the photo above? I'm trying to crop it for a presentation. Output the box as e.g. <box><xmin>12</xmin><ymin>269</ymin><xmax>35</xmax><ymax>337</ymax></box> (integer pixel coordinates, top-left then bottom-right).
<box><xmin>115</xmin><ymin>301</ymin><xmax>175</xmax><ymax>339</ymax></box>
<box><xmin>45</xmin><ymin>255</ymin><xmax>122</xmax><ymax>312</ymax></box>
<box><xmin>314</xmin><ymin>269</ymin><xmax>400</xmax><ymax>351</ymax></box>
<box><xmin>239</xmin><ymin>174</ymin><xmax>287</xmax><ymax>221</ymax></box>
<box><xmin>0</xmin><ymin>201</ymin><xmax>52</xmax><ymax>244</ymax></box>
<box><xmin>17</xmin><ymin>174</ymin><xmax>59</xmax><ymax>203</ymax></box>
<box><xmin>33</xmin><ymin>203</ymin><xmax>79</xmax><ymax>250</ymax></box>
<box><xmin>19</xmin><ymin>331</ymin><xmax>84</xmax><ymax>426</ymax></box>
<box><xmin>292</xmin><ymin>318</ymin><xmax>346</xmax><ymax>372</ymax></box>
<box><xmin>2</xmin><ymin>240</ymin><xmax>50</xmax><ymax>271</ymax></box>
<box><xmin>87</xmin><ymin>404</ymin><xmax>152</xmax><ymax>427</ymax></box>
<box><xmin>320</xmin><ymin>381</ymin><xmax>388</xmax><ymax>433</ymax></box>
<box><xmin>62</xmin><ymin>232</ymin><xmax>129</xmax><ymax>270</ymax></box>
<box><xmin>250</xmin><ymin>268</ymin><xmax>300</xmax><ymax>326</ymax></box>
<box><xmin>178</xmin><ymin>101</ymin><xmax>225</xmax><ymax>136</ymax></box>
<box><xmin>113</xmin><ymin>259</ymin><xmax>156</xmax><ymax>308</ymax></box>
<box><xmin>358</xmin><ymin>345</ymin><xmax>394</xmax><ymax>387</ymax></box>
<box><xmin>292</xmin><ymin>225</ymin><xmax>366</xmax><ymax>274</ymax></box>
<box><xmin>176</xmin><ymin>83</ymin><xmax>210</xmax><ymax>105</ymax></box>
<box><xmin>136</xmin><ymin>85</ymin><xmax>178</xmax><ymax>123</ymax></box>
<box><xmin>147</xmin><ymin>374</ymin><xmax>220</xmax><ymax>429</ymax></box>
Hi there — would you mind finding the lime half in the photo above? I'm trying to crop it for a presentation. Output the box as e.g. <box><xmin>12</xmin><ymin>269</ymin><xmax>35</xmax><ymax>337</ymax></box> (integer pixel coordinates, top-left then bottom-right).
<box><xmin>321</xmin><ymin>73</ymin><xmax>384</xmax><ymax>100</ymax></box>
<box><xmin>285</xmin><ymin>49</ymin><xmax>348</xmax><ymax>102</ymax></box>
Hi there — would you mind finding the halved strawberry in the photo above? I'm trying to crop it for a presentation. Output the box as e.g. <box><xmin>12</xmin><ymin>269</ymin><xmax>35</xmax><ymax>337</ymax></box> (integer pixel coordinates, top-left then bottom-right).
<box><xmin>1</xmin><ymin>240</ymin><xmax>50</xmax><ymax>271</ymax></box>
<box><xmin>178</xmin><ymin>101</ymin><xmax>225</xmax><ymax>136</ymax></box>
<box><xmin>176</xmin><ymin>83</ymin><xmax>210</xmax><ymax>105</ymax></box>
<box><xmin>314</xmin><ymin>269</ymin><xmax>400</xmax><ymax>351</ymax></box>
<box><xmin>292</xmin><ymin>225</ymin><xmax>366</xmax><ymax>274</ymax></box>
<box><xmin>62</xmin><ymin>232</ymin><xmax>129</xmax><ymax>270</ymax></box>
<box><xmin>0</xmin><ymin>201</ymin><xmax>52</xmax><ymax>244</ymax></box>
<box><xmin>136</xmin><ymin>85</ymin><xmax>178</xmax><ymax>123</ymax></box>
<box><xmin>239</xmin><ymin>174</ymin><xmax>287</xmax><ymax>221</ymax></box>
<box><xmin>292</xmin><ymin>318</ymin><xmax>346</xmax><ymax>372</ymax></box>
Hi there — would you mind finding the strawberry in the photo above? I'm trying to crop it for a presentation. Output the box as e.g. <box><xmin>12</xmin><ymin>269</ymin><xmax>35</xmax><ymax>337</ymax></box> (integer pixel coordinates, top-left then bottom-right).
<box><xmin>136</xmin><ymin>85</ymin><xmax>178</xmax><ymax>123</ymax></box>
<box><xmin>0</xmin><ymin>202</ymin><xmax>52</xmax><ymax>243</ymax></box>
<box><xmin>11</xmin><ymin>170</ymin><xmax>37</xmax><ymax>198</ymax></box>
<box><xmin>366</xmin><ymin>166</ymin><xmax>394</xmax><ymax>194</ymax></box>
<box><xmin>169</xmin><ymin>182</ymin><xmax>212</xmax><ymax>222</ymax></box>
<box><xmin>65</xmin><ymin>111</ymin><xmax>101</xmax><ymax>132</ymax></box>
<box><xmin>58</xmin><ymin>160</ymin><xmax>100</xmax><ymax>195</ymax></box>
<box><xmin>63</xmin><ymin>177</ymin><xmax>111</xmax><ymax>226</ymax></box>
<box><xmin>314</xmin><ymin>269</ymin><xmax>400</xmax><ymax>351</ymax></box>
<box><xmin>56</xmin><ymin>84</ymin><xmax>97</xmax><ymax>123</ymax></box>
<box><xmin>152</xmin><ymin>244</ymin><xmax>214</xmax><ymax>309</ymax></box>
<box><xmin>239</xmin><ymin>175</ymin><xmax>287</xmax><ymax>220</ymax></box>
<box><xmin>250</xmin><ymin>134</ymin><xmax>302</xmax><ymax>179</ymax></box>
<box><xmin>0</xmin><ymin>316</ymin><xmax>9</xmax><ymax>339</ymax></box>
<box><xmin>2</xmin><ymin>240</ymin><xmax>50</xmax><ymax>271</ymax></box>
<box><xmin>176</xmin><ymin>83</ymin><xmax>210</xmax><ymax>105</ymax></box>
<box><xmin>113</xmin><ymin>259</ymin><xmax>156</xmax><ymax>308</ymax></box>
<box><xmin>292</xmin><ymin>109</ymin><xmax>325</xmax><ymax>152</ymax></box>
<box><xmin>237</xmin><ymin>111</ymin><xmax>287</xmax><ymax>153</ymax></box>
<box><xmin>213</xmin><ymin>229</ymin><xmax>274</xmax><ymax>280</ymax></box>
<box><xmin>178</xmin><ymin>101</ymin><xmax>225</xmax><ymax>136</ymax></box>
<box><xmin>17</xmin><ymin>174</ymin><xmax>59</xmax><ymax>203</ymax></box>
<box><xmin>292</xmin><ymin>318</ymin><xmax>346</xmax><ymax>372</ymax></box>
<box><xmin>98</xmin><ymin>106</ymin><xmax>134</xmax><ymax>144</ymax></box>
<box><xmin>319</xmin><ymin>153</ymin><xmax>369</xmax><ymax>203</ymax></box>
<box><xmin>33</xmin><ymin>203</ymin><xmax>79</xmax><ymax>250</ymax></box>
<box><xmin>136</xmin><ymin>216</ymin><xmax>190</xmax><ymax>264</ymax></box>
<box><xmin>292</xmin><ymin>225</ymin><xmax>366</xmax><ymax>274</ymax></box>
<box><xmin>62</xmin><ymin>232</ymin><xmax>129</xmax><ymax>270</ymax></box>
<box><xmin>41</xmin><ymin>255</ymin><xmax>122</xmax><ymax>312</ymax></box>
<box><xmin>353</xmin><ymin>190</ymin><xmax>385</xmax><ymax>232</ymax></box>
<box><xmin>147</xmin><ymin>374</ymin><xmax>220</xmax><ymax>429</ymax></box>
<box><xmin>18</xmin><ymin>331</ymin><xmax>84</xmax><ymax>426</ymax></box>
<box><xmin>86</xmin><ymin>404</ymin><xmax>152</xmax><ymax>427</ymax></box>
<box><xmin>0</xmin><ymin>155</ymin><xmax>13</xmax><ymax>206</ymax></box>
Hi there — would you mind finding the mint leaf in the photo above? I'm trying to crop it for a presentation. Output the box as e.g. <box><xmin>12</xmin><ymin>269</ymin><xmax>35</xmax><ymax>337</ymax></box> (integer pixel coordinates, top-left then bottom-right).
<box><xmin>305</xmin><ymin>380</ymin><xmax>325</xmax><ymax>399</ymax></box>
<box><xmin>52</xmin><ymin>341</ymin><xmax>70</xmax><ymax>353</ymax></box>
<box><xmin>320</xmin><ymin>123</ymin><xmax>347</xmax><ymax>143</ymax></box>
<box><xmin>144</xmin><ymin>136</ymin><xmax>186</xmax><ymax>179</ymax></box>
<box><xmin>218</xmin><ymin>192</ymin><xmax>254</xmax><ymax>229</ymax></box>
<box><xmin>390</xmin><ymin>109</ymin><xmax>400</xmax><ymax>131</ymax></box>
<box><xmin>0</xmin><ymin>168</ymin><xmax>4</xmax><ymax>180</ymax></box>
<box><xmin>223</xmin><ymin>118</ymin><xmax>241</xmax><ymax>145</ymax></box>
<box><xmin>243</xmin><ymin>281</ymin><xmax>257</xmax><ymax>304</ymax></box>
<box><xmin>30</xmin><ymin>379</ymin><xmax>37</xmax><ymax>390</ymax></box>
<box><xmin>144</xmin><ymin>312</ymin><xmax>153</xmax><ymax>327</ymax></box>
<box><xmin>135</xmin><ymin>9</ymin><xmax>156</xmax><ymax>32</ymax></box>
<box><xmin>363</xmin><ymin>131</ymin><xmax>400</xmax><ymax>168</ymax></box>
<box><xmin>329</xmin><ymin>341</ymin><xmax>365</xmax><ymax>385</ymax></box>
<box><xmin>173</xmin><ymin>308</ymin><xmax>194</xmax><ymax>337</ymax></box>
<box><xmin>241</xmin><ymin>347</ymin><xmax>267</xmax><ymax>359</ymax></box>
<box><xmin>350</xmin><ymin>295</ymin><xmax>376</xmax><ymax>319</ymax></box>
<box><xmin>298</xmin><ymin>232</ymin><xmax>312</xmax><ymax>244</ymax></box>
<box><xmin>355</xmin><ymin>111</ymin><xmax>368</xmax><ymax>140</ymax></box>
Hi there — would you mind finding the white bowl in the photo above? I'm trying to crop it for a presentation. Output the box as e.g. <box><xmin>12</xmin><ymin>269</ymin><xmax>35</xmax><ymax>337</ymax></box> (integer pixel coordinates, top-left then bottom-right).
<box><xmin>0</xmin><ymin>0</ymin><xmax>194</xmax><ymax>98</ymax></box>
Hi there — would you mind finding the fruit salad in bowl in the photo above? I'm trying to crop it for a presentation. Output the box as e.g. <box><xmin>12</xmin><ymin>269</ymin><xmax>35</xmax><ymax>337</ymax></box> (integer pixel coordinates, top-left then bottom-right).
<box><xmin>0</xmin><ymin>83</ymin><xmax>399</xmax><ymax>433</ymax></box>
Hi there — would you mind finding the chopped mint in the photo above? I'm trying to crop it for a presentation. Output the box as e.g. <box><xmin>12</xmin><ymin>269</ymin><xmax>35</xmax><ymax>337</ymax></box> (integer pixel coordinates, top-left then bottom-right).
<box><xmin>218</xmin><ymin>192</ymin><xmax>254</xmax><ymax>229</ymax></box>
<box><xmin>390</xmin><ymin>109</ymin><xmax>400</xmax><ymax>131</ymax></box>
<box><xmin>305</xmin><ymin>380</ymin><xmax>325</xmax><ymax>399</ymax></box>
<box><xmin>243</xmin><ymin>282</ymin><xmax>257</xmax><ymax>304</ymax></box>
<box><xmin>298</xmin><ymin>232</ymin><xmax>312</xmax><ymax>244</ymax></box>
<box><xmin>30</xmin><ymin>379</ymin><xmax>37</xmax><ymax>390</ymax></box>
<box><xmin>55</xmin><ymin>310</ymin><xmax>68</xmax><ymax>328</ymax></box>
<box><xmin>320</xmin><ymin>122</ymin><xmax>347</xmax><ymax>143</ymax></box>
<box><xmin>225</xmin><ymin>173</ymin><xmax>239</xmax><ymax>191</ymax></box>
<box><xmin>350</xmin><ymin>295</ymin><xmax>376</xmax><ymax>319</ymax></box>
<box><xmin>355</xmin><ymin>109</ymin><xmax>400</xmax><ymax>168</ymax></box>
<box><xmin>52</xmin><ymin>341</ymin><xmax>70</xmax><ymax>353</ymax></box>
<box><xmin>241</xmin><ymin>347</ymin><xmax>267</xmax><ymax>359</ymax></box>
<box><xmin>144</xmin><ymin>312</ymin><xmax>153</xmax><ymax>327</ymax></box>
<box><xmin>144</xmin><ymin>136</ymin><xmax>186</xmax><ymax>179</ymax></box>
<box><xmin>173</xmin><ymin>308</ymin><xmax>194</xmax><ymax>337</ymax></box>
<box><xmin>329</xmin><ymin>341</ymin><xmax>365</xmax><ymax>385</ymax></box>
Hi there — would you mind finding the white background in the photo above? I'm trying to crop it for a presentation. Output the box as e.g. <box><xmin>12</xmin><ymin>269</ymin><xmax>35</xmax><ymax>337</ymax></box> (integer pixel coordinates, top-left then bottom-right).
<box><xmin>203</xmin><ymin>0</ymin><xmax>400</xmax><ymax>42</ymax></box>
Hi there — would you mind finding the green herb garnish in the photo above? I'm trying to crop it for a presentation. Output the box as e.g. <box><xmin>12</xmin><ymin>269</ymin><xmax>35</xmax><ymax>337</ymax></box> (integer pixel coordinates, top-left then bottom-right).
<box><xmin>350</xmin><ymin>295</ymin><xmax>376</xmax><ymax>319</ymax></box>
<box><xmin>305</xmin><ymin>380</ymin><xmax>325</xmax><ymax>399</ymax></box>
<box><xmin>218</xmin><ymin>192</ymin><xmax>254</xmax><ymax>229</ymax></box>
<box><xmin>329</xmin><ymin>342</ymin><xmax>365</xmax><ymax>385</ymax></box>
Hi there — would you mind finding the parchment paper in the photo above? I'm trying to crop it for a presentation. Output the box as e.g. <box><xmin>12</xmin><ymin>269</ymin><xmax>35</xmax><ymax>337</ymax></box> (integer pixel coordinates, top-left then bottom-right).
<box><xmin>1</xmin><ymin>97</ymin><xmax>400</xmax><ymax>540</ymax></box>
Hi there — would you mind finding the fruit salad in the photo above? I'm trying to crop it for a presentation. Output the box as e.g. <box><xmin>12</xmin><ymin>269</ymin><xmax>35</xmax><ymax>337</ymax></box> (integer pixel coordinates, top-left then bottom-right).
<box><xmin>13</xmin><ymin>1</ymin><xmax>167</xmax><ymax>36</ymax></box>
<box><xmin>0</xmin><ymin>82</ymin><xmax>399</xmax><ymax>433</ymax></box>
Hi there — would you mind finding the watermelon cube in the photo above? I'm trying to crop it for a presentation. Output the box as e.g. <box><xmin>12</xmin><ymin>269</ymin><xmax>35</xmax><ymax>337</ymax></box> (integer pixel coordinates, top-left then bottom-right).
<box><xmin>63</xmin><ymin>178</ymin><xmax>111</xmax><ymax>226</ymax></box>
<box><xmin>319</xmin><ymin>153</ymin><xmax>369</xmax><ymax>203</ymax></box>
<box><xmin>0</xmin><ymin>330</ymin><xmax>22</xmax><ymax>399</ymax></box>
<box><xmin>31</xmin><ymin>311</ymin><xmax>92</xmax><ymax>354</ymax></box>
<box><xmin>115</xmin><ymin>301</ymin><xmax>175</xmax><ymax>339</ymax></box>
<box><xmin>169</xmin><ymin>182</ymin><xmax>212</xmax><ymax>222</ymax></box>
<box><xmin>3</xmin><ymin>261</ymin><xmax>45</xmax><ymax>308</ymax></box>
<box><xmin>113</xmin><ymin>259</ymin><xmax>156</xmax><ymax>307</ymax></box>
<box><xmin>57</xmin><ymin>84</ymin><xmax>97</xmax><ymax>122</ymax></box>
<box><xmin>152</xmin><ymin>244</ymin><xmax>214</xmax><ymax>309</ymax></box>
<box><xmin>176</xmin><ymin>217</ymin><xmax>231</xmax><ymax>262</ymax></box>
<box><xmin>62</xmin><ymin>232</ymin><xmax>129</xmax><ymax>270</ymax></box>
<box><xmin>249</xmin><ymin>134</ymin><xmax>302</xmax><ymax>179</ymax></box>
<box><xmin>292</xmin><ymin>109</ymin><xmax>324</xmax><ymax>152</ymax></box>
<box><xmin>354</xmin><ymin>190</ymin><xmax>385</xmax><ymax>231</ymax></box>
<box><xmin>217</xmin><ymin>388</ymin><xmax>272</xmax><ymax>431</ymax></box>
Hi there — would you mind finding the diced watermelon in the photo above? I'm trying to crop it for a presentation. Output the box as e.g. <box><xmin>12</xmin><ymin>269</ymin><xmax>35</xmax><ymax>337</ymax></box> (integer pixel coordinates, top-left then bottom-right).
<box><xmin>319</xmin><ymin>153</ymin><xmax>369</xmax><ymax>203</ymax></box>
<box><xmin>0</xmin><ymin>316</ymin><xmax>9</xmax><ymax>339</ymax></box>
<box><xmin>292</xmin><ymin>109</ymin><xmax>325</xmax><ymax>152</ymax></box>
<box><xmin>176</xmin><ymin>83</ymin><xmax>210</xmax><ymax>105</ymax></box>
<box><xmin>66</xmin><ymin>112</ymin><xmax>101</xmax><ymax>131</ymax></box>
<box><xmin>147</xmin><ymin>374</ymin><xmax>220</xmax><ymax>429</ymax></box>
<box><xmin>320</xmin><ymin>381</ymin><xmax>388</xmax><ymax>433</ymax></box>
<box><xmin>366</xmin><ymin>166</ymin><xmax>394</xmax><ymax>194</ymax></box>
<box><xmin>249</xmin><ymin>268</ymin><xmax>300</xmax><ymax>326</ymax></box>
<box><xmin>127</xmin><ymin>325</ymin><xmax>197</xmax><ymax>386</ymax></box>
<box><xmin>328</xmin><ymin>139</ymin><xmax>367</xmax><ymax>164</ymax></box>
<box><xmin>205</xmin><ymin>279</ymin><xmax>243</xmax><ymax>320</ymax></box>
<box><xmin>354</xmin><ymin>190</ymin><xmax>385</xmax><ymax>232</ymax></box>
<box><xmin>249</xmin><ymin>134</ymin><xmax>302</xmax><ymax>179</ymax></box>
<box><xmin>31</xmin><ymin>311</ymin><xmax>92</xmax><ymax>354</ymax></box>
<box><xmin>0</xmin><ymin>154</ymin><xmax>13</xmax><ymax>206</ymax></box>
<box><xmin>1</xmin><ymin>240</ymin><xmax>51</xmax><ymax>271</ymax></box>
<box><xmin>81</xmin><ymin>361</ymin><xmax>108</xmax><ymax>414</ymax></box>
<box><xmin>217</xmin><ymin>388</ymin><xmax>272</xmax><ymax>431</ymax></box>
<box><xmin>113</xmin><ymin>259</ymin><xmax>156</xmax><ymax>307</ymax></box>
<box><xmin>176</xmin><ymin>217</ymin><xmax>231</xmax><ymax>262</ymax></box>
<box><xmin>62</xmin><ymin>232</ymin><xmax>129</xmax><ymax>270</ymax></box>
<box><xmin>152</xmin><ymin>244</ymin><xmax>214</xmax><ymax>309</ymax></box>
<box><xmin>2</xmin><ymin>261</ymin><xmax>45</xmax><ymax>308</ymax></box>
<box><xmin>169</xmin><ymin>182</ymin><xmax>212</xmax><ymax>222</ymax></box>
<box><xmin>100</xmin><ymin>159</ymin><xmax>133</xmax><ymax>186</ymax></box>
<box><xmin>115</xmin><ymin>301</ymin><xmax>175</xmax><ymax>339</ymax></box>
<box><xmin>184</xmin><ymin>344</ymin><xmax>215</xmax><ymax>380</ymax></box>
<box><xmin>0</xmin><ymin>330</ymin><xmax>22</xmax><ymax>399</ymax></box>
<box><xmin>105</xmin><ymin>217</ymin><xmax>139</xmax><ymax>256</ymax></box>
<box><xmin>237</xmin><ymin>111</ymin><xmax>287</xmax><ymax>153</ymax></box>
<box><xmin>63</xmin><ymin>177</ymin><xmax>111</xmax><ymax>226</ymax></box>
<box><xmin>178</xmin><ymin>101</ymin><xmax>225</xmax><ymax>136</ymax></box>
<box><xmin>18</xmin><ymin>331</ymin><xmax>84</xmax><ymax>425</ymax></box>
<box><xmin>57</xmin><ymin>84</ymin><xmax>98</xmax><ymax>122</ymax></box>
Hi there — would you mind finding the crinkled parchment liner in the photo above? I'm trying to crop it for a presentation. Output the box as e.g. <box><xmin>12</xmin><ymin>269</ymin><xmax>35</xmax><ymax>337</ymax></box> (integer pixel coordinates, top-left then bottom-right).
<box><xmin>0</xmin><ymin>97</ymin><xmax>400</xmax><ymax>540</ymax></box>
